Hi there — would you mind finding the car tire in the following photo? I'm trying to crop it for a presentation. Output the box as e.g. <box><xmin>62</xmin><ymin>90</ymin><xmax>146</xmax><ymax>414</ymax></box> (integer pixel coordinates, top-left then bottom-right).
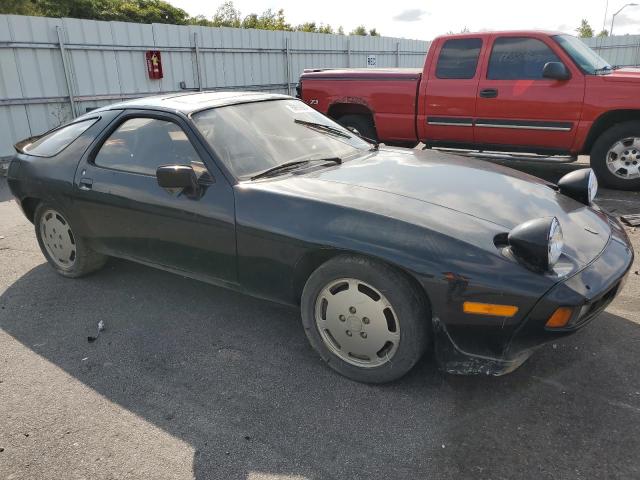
<box><xmin>34</xmin><ymin>202</ymin><xmax>107</xmax><ymax>278</ymax></box>
<box><xmin>590</xmin><ymin>121</ymin><xmax>640</xmax><ymax>190</ymax></box>
<box><xmin>337</xmin><ymin>114</ymin><xmax>378</xmax><ymax>142</ymax></box>
<box><xmin>301</xmin><ymin>254</ymin><xmax>429</xmax><ymax>383</ymax></box>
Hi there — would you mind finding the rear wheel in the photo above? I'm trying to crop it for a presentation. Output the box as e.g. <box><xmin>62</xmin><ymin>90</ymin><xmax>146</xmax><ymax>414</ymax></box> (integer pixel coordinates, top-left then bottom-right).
<box><xmin>35</xmin><ymin>203</ymin><xmax>107</xmax><ymax>278</ymax></box>
<box><xmin>590</xmin><ymin>121</ymin><xmax>640</xmax><ymax>190</ymax></box>
<box><xmin>337</xmin><ymin>114</ymin><xmax>378</xmax><ymax>142</ymax></box>
<box><xmin>301</xmin><ymin>255</ymin><xmax>429</xmax><ymax>383</ymax></box>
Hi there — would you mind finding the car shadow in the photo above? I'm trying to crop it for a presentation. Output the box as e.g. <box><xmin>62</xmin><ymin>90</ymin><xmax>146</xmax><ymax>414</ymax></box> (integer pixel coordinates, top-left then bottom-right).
<box><xmin>1</xmin><ymin>260</ymin><xmax>639</xmax><ymax>479</ymax></box>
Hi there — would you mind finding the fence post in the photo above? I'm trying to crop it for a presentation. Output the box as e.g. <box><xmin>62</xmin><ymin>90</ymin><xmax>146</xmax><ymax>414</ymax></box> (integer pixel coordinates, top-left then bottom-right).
<box><xmin>347</xmin><ymin>38</ymin><xmax>351</xmax><ymax>67</ymax></box>
<box><xmin>193</xmin><ymin>32</ymin><xmax>203</xmax><ymax>91</ymax></box>
<box><xmin>56</xmin><ymin>26</ymin><xmax>77</xmax><ymax>118</ymax></box>
<box><xmin>396</xmin><ymin>42</ymin><xmax>400</xmax><ymax>67</ymax></box>
<box><xmin>284</xmin><ymin>37</ymin><xmax>291</xmax><ymax>95</ymax></box>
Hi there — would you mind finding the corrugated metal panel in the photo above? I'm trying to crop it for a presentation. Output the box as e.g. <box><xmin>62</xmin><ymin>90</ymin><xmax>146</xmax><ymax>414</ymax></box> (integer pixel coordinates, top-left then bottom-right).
<box><xmin>583</xmin><ymin>35</ymin><xmax>640</xmax><ymax>67</ymax></box>
<box><xmin>7</xmin><ymin>13</ymin><xmax>637</xmax><ymax>158</ymax></box>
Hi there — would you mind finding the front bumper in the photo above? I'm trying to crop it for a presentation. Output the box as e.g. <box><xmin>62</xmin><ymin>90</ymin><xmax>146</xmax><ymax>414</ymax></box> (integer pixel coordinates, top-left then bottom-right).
<box><xmin>436</xmin><ymin>216</ymin><xmax>634</xmax><ymax>376</ymax></box>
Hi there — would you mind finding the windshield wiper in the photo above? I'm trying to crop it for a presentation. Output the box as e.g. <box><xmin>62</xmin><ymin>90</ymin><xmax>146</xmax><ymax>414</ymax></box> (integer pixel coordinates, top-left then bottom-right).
<box><xmin>250</xmin><ymin>157</ymin><xmax>342</xmax><ymax>181</ymax></box>
<box><xmin>294</xmin><ymin>119</ymin><xmax>352</xmax><ymax>139</ymax></box>
<box><xmin>594</xmin><ymin>65</ymin><xmax>614</xmax><ymax>75</ymax></box>
<box><xmin>250</xmin><ymin>160</ymin><xmax>312</xmax><ymax>180</ymax></box>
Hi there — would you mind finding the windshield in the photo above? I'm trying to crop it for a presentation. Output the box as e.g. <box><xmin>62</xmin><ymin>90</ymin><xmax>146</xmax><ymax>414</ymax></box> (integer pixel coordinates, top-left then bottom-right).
<box><xmin>191</xmin><ymin>99</ymin><xmax>370</xmax><ymax>180</ymax></box>
<box><xmin>553</xmin><ymin>34</ymin><xmax>612</xmax><ymax>74</ymax></box>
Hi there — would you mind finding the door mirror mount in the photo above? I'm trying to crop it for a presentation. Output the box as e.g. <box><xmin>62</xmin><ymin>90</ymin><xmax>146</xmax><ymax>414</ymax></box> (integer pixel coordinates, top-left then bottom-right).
<box><xmin>156</xmin><ymin>164</ymin><xmax>200</xmax><ymax>198</ymax></box>
<box><xmin>542</xmin><ymin>62</ymin><xmax>571</xmax><ymax>81</ymax></box>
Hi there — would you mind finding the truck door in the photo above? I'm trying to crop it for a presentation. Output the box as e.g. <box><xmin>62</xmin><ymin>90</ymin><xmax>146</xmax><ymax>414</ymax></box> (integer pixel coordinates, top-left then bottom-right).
<box><xmin>420</xmin><ymin>37</ymin><xmax>484</xmax><ymax>144</ymax></box>
<box><xmin>474</xmin><ymin>35</ymin><xmax>584</xmax><ymax>153</ymax></box>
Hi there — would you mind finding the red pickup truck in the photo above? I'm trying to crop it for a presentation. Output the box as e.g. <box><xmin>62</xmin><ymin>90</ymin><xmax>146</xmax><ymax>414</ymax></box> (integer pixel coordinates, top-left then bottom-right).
<box><xmin>298</xmin><ymin>31</ymin><xmax>640</xmax><ymax>190</ymax></box>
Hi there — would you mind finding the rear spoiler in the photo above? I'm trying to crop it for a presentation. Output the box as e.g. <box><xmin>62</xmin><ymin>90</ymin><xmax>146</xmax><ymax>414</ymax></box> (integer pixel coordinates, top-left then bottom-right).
<box><xmin>13</xmin><ymin>135</ymin><xmax>41</xmax><ymax>154</ymax></box>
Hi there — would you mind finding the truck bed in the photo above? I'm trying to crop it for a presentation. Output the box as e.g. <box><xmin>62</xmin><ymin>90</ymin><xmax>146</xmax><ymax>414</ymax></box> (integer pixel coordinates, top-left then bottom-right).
<box><xmin>299</xmin><ymin>68</ymin><xmax>423</xmax><ymax>144</ymax></box>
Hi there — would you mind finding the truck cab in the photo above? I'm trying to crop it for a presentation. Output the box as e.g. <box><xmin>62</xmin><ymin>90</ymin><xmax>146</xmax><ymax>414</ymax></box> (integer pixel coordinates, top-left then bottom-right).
<box><xmin>299</xmin><ymin>31</ymin><xmax>640</xmax><ymax>190</ymax></box>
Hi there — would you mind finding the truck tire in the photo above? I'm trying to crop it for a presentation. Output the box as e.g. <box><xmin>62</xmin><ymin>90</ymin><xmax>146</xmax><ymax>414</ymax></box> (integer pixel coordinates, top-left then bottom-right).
<box><xmin>301</xmin><ymin>254</ymin><xmax>429</xmax><ymax>383</ymax></box>
<box><xmin>337</xmin><ymin>114</ymin><xmax>378</xmax><ymax>142</ymax></box>
<box><xmin>590</xmin><ymin>121</ymin><xmax>640</xmax><ymax>190</ymax></box>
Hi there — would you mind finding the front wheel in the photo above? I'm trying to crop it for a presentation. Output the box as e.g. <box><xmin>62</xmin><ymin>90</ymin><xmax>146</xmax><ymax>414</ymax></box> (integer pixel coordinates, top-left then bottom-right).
<box><xmin>35</xmin><ymin>202</ymin><xmax>107</xmax><ymax>278</ymax></box>
<box><xmin>301</xmin><ymin>255</ymin><xmax>429</xmax><ymax>383</ymax></box>
<box><xmin>590</xmin><ymin>121</ymin><xmax>640</xmax><ymax>190</ymax></box>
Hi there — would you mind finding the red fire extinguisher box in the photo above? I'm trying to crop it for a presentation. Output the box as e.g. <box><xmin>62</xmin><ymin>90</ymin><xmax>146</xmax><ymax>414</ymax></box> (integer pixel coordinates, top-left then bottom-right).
<box><xmin>146</xmin><ymin>50</ymin><xmax>163</xmax><ymax>79</ymax></box>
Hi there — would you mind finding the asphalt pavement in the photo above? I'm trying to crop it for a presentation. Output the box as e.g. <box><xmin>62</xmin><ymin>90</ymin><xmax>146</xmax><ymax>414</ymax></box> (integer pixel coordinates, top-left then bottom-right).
<box><xmin>1</xmin><ymin>156</ymin><xmax>639</xmax><ymax>480</ymax></box>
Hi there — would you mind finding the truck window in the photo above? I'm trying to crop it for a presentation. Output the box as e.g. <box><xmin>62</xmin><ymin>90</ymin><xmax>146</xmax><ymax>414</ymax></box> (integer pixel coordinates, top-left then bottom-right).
<box><xmin>487</xmin><ymin>37</ymin><xmax>561</xmax><ymax>80</ymax></box>
<box><xmin>435</xmin><ymin>38</ymin><xmax>483</xmax><ymax>79</ymax></box>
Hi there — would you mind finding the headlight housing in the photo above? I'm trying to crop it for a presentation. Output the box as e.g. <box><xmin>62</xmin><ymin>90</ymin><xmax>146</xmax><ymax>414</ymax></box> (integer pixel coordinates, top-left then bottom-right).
<box><xmin>508</xmin><ymin>217</ymin><xmax>564</xmax><ymax>272</ymax></box>
<box><xmin>558</xmin><ymin>168</ymin><xmax>598</xmax><ymax>205</ymax></box>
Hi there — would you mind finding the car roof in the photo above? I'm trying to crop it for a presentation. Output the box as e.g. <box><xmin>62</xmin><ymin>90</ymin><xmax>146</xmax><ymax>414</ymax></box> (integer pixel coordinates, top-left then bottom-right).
<box><xmin>86</xmin><ymin>91</ymin><xmax>292</xmax><ymax>117</ymax></box>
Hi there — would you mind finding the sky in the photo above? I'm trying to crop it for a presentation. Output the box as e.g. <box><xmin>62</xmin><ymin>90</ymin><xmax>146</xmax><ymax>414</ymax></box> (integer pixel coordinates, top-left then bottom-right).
<box><xmin>170</xmin><ymin>0</ymin><xmax>640</xmax><ymax>40</ymax></box>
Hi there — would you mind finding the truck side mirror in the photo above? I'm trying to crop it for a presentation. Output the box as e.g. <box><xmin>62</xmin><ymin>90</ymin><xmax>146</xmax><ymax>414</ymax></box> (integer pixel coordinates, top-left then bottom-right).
<box><xmin>542</xmin><ymin>62</ymin><xmax>571</xmax><ymax>81</ymax></box>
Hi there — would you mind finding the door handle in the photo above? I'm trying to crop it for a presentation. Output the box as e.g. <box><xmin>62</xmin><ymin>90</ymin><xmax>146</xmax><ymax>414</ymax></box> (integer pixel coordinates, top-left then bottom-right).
<box><xmin>79</xmin><ymin>178</ymin><xmax>93</xmax><ymax>190</ymax></box>
<box><xmin>479</xmin><ymin>88</ymin><xmax>498</xmax><ymax>98</ymax></box>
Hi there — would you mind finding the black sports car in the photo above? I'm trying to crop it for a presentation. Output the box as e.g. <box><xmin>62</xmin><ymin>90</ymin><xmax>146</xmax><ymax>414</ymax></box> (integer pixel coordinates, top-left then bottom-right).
<box><xmin>7</xmin><ymin>92</ymin><xmax>634</xmax><ymax>383</ymax></box>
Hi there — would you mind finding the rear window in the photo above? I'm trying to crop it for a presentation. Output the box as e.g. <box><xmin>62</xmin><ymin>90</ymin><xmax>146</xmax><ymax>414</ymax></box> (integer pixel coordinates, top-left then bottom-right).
<box><xmin>435</xmin><ymin>38</ymin><xmax>483</xmax><ymax>79</ymax></box>
<box><xmin>23</xmin><ymin>119</ymin><xmax>97</xmax><ymax>157</ymax></box>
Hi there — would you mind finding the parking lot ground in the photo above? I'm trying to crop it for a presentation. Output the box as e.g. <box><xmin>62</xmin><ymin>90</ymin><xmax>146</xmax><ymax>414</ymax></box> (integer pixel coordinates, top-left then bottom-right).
<box><xmin>1</xmin><ymin>156</ymin><xmax>639</xmax><ymax>480</ymax></box>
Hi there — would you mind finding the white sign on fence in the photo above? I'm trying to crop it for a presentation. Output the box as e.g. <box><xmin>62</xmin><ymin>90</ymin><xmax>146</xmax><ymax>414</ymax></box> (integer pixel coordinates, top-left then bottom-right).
<box><xmin>367</xmin><ymin>54</ymin><xmax>377</xmax><ymax>67</ymax></box>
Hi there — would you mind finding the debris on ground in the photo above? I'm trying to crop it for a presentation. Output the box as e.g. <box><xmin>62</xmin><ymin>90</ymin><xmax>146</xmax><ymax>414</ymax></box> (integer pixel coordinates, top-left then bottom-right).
<box><xmin>87</xmin><ymin>320</ymin><xmax>105</xmax><ymax>343</ymax></box>
<box><xmin>620</xmin><ymin>214</ymin><xmax>640</xmax><ymax>227</ymax></box>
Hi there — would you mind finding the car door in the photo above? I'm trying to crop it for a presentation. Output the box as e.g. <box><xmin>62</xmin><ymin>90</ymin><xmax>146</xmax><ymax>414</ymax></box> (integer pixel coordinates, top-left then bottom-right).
<box><xmin>474</xmin><ymin>34</ymin><xmax>585</xmax><ymax>153</ymax></box>
<box><xmin>420</xmin><ymin>36</ymin><xmax>485</xmax><ymax>144</ymax></box>
<box><xmin>73</xmin><ymin>109</ymin><xmax>237</xmax><ymax>286</ymax></box>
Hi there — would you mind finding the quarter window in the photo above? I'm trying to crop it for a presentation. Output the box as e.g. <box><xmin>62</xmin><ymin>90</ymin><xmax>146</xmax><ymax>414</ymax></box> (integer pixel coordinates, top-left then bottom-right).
<box><xmin>487</xmin><ymin>37</ymin><xmax>561</xmax><ymax>80</ymax></box>
<box><xmin>94</xmin><ymin>117</ymin><xmax>202</xmax><ymax>176</ymax></box>
<box><xmin>435</xmin><ymin>38</ymin><xmax>483</xmax><ymax>79</ymax></box>
<box><xmin>24</xmin><ymin>119</ymin><xmax>97</xmax><ymax>157</ymax></box>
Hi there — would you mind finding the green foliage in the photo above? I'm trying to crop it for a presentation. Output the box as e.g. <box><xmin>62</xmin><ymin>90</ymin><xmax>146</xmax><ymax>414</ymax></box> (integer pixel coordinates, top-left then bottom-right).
<box><xmin>576</xmin><ymin>19</ymin><xmax>594</xmax><ymax>38</ymax></box>
<box><xmin>0</xmin><ymin>0</ymin><xmax>381</xmax><ymax>35</ymax></box>
<box><xmin>597</xmin><ymin>29</ymin><xmax>609</xmax><ymax>37</ymax></box>
<box><xmin>350</xmin><ymin>25</ymin><xmax>367</xmax><ymax>36</ymax></box>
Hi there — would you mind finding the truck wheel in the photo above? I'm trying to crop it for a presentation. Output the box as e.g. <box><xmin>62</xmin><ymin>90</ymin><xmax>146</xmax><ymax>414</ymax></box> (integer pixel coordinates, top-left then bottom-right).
<box><xmin>301</xmin><ymin>255</ymin><xmax>429</xmax><ymax>383</ymax></box>
<box><xmin>337</xmin><ymin>115</ymin><xmax>378</xmax><ymax>142</ymax></box>
<box><xmin>35</xmin><ymin>202</ymin><xmax>107</xmax><ymax>278</ymax></box>
<box><xmin>591</xmin><ymin>121</ymin><xmax>640</xmax><ymax>190</ymax></box>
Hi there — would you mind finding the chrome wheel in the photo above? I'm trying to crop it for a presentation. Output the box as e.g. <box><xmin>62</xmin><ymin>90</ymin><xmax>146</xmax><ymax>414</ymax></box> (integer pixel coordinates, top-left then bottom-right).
<box><xmin>606</xmin><ymin>137</ymin><xmax>640</xmax><ymax>180</ymax></box>
<box><xmin>314</xmin><ymin>278</ymin><xmax>400</xmax><ymax>368</ymax></box>
<box><xmin>39</xmin><ymin>209</ymin><xmax>76</xmax><ymax>269</ymax></box>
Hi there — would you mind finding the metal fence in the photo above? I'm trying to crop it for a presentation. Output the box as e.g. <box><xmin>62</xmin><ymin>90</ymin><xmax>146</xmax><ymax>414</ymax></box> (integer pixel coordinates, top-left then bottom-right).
<box><xmin>0</xmin><ymin>14</ymin><xmax>429</xmax><ymax>158</ymax></box>
<box><xmin>2</xmin><ymin>13</ymin><xmax>639</xmax><ymax>159</ymax></box>
<box><xmin>583</xmin><ymin>34</ymin><xmax>640</xmax><ymax>68</ymax></box>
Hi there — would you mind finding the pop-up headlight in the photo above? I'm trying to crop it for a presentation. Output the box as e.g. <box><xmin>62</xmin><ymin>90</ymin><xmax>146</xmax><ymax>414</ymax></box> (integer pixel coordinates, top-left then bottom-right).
<box><xmin>508</xmin><ymin>217</ymin><xmax>564</xmax><ymax>272</ymax></box>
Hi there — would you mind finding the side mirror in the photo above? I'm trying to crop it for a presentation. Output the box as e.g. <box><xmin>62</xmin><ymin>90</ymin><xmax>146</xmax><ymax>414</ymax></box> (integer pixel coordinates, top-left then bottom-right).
<box><xmin>542</xmin><ymin>62</ymin><xmax>571</xmax><ymax>81</ymax></box>
<box><xmin>156</xmin><ymin>164</ymin><xmax>199</xmax><ymax>196</ymax></box>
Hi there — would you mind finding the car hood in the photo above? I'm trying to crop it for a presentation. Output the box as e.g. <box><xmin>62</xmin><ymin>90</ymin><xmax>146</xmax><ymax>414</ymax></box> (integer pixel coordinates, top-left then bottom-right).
<box><xmin>300</xmin><ymin>148</ymin><xmax>611</xmax><ymax>265</ymax></box>
<box><xmin>602</xmin><ymin>67</ymin><xmax>640</xmax><ymax>83</ymax></box>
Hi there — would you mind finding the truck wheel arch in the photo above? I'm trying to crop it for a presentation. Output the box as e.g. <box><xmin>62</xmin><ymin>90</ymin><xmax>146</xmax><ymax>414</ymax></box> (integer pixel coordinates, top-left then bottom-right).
<box><xmin>582</xmin><ymin>110</ymin><xmax>640</xmax><ymax>154</ymax></box>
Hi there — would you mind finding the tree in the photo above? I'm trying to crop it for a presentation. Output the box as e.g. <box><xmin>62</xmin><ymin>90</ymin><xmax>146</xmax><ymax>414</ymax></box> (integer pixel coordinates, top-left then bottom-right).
<box><xmin>576</xmin><ymin>19</ymin><xmax>594</xmax><ymax>38</ymax></box>
<box><xmin>597</xmin><ymin>29</ymin><xmax>609</xmax><ymax>37</ymax></box>
<box><xmin>350</xmin><ymin>25</ymin><xmax>368</xmax><ymax>35</ymax></box>
<box><xmin>0</xmin><ymin>0</ymin><xmax>380</xmax><ymax>35</ymax></box>
<box><xmin>211</xmin><ymin>0</ymin><xmax>241</xmax><ymax>27</ymax></box>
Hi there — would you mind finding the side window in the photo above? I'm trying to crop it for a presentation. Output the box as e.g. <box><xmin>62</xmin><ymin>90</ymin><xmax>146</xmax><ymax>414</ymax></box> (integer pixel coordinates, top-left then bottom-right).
<box><xmin>488</xmin><ymin>37</ymin><xmax>561</xmax><ymax>80</ymax></box>
<box><xmin>435</xmin><ymin>38</ymin><xmax>483</xmax><ymax>79</ymax></box>
<box><xmin>94</xmin><ymin>117</ymin><xmax>202</xmax><ymax>176</ymax></box>
<box><xmin>24</xmin><ymin>119</ymin><xmax>97</xmax><ymax>157</ymax></box>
